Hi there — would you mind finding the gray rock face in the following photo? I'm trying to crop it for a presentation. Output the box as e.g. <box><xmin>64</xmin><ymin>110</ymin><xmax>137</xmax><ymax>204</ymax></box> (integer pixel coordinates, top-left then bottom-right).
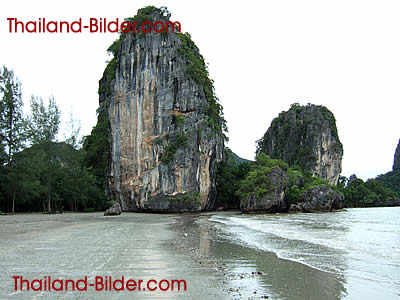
<box><xmin>348</xmin><ymin>174</ymin><xmax>358</xmax><ymax>185</ymax></box>
<box><xmin>241</xmin><ymin>167</ymin><xmax>289</xmax><ymax>213</ymax></box>
<box><xmin>393</xmin><ymin>139</ymin><xmax>400</xmax><ymax>171</ymax></box>
<box><xmin>257</xmin><ymin>104</ymin><xmax>343</xmax><ymax>185</ymax></box>
<box><xmin>294</xmin><ymin>185</ymin><xmax>344</xmax><ymax>212</ymax></box>
<box><xmin>104</xmin><ymin>202</ymin><xmax>122</xmax><ymax>216</ymax></box>
<box><xmin>99</xmin><ymin>9</ymin><xmax>223</xmax><ymax>212</ymax></box>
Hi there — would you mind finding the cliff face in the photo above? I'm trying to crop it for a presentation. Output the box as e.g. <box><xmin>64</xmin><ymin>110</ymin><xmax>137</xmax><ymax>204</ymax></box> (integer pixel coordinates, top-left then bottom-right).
<box><xmin>240</xmin><ymin>166</ymin><xmax>289</xmax><ymax>213</ymax></box>
<box><xmin>393</xmin><ymin>139</ymin><xmax>400</xmax><ymax>171</ymax></box>
<box><xmin>99</xmin><ymin>7</ymin><xmax>224</xmax><ymax>212</ymax></box>
<box><xmin>257</xmin><ymin>104</ymin><xmax>343</xmax><ymax>185</ymax></box>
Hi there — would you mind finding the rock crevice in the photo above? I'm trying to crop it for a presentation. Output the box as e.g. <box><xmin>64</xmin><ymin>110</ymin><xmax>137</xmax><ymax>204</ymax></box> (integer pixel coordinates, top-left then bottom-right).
<box><xmin>99</xmin><ymin>7</ymin><xmax>224</xmax><ymax>212</ymax></box>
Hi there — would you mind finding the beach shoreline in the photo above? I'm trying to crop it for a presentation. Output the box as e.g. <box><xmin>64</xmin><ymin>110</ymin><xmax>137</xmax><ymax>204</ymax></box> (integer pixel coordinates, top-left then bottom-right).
<box><xmin>170</xmin><ymin>212</ymin><xmax>271</xmax><ymax>299</ymax></box>
<box><xmin>1</xmin><ymin>212</ymin><xmax>266</xmax><ymax>299</ymax></box>
<box><xmin>1</xmin><ymin>211</ymin><xmax>356</xmax><ymax>299</ymax></box>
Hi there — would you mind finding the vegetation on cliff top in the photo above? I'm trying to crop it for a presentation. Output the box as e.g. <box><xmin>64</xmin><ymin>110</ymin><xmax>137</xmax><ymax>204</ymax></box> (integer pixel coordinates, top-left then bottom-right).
<box><xmin>97</xmin><ymin>6</ymin><xmax>227</xmax><ymax>169</ymax></box>
<box><xmin>176</xmin><ymin>32</ymin><xmax>227</xmax><ymax>139</ymax></box>
<box><xmin>104</xmin><ymin>6</ymin><xmax>227</xmax><ymax>135</ymax></box>
<box><xmin>256</xmin><ymin>103</ymin><xmax>343</xmax><ymax>173</ymax></box>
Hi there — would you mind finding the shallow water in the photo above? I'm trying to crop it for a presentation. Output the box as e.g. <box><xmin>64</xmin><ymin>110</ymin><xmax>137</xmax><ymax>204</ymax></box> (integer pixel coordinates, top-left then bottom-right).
<box><xmin>1</xmin><ymin>208</ymin><xmax>399</xmax><ymax>299</ymax></box>
<box><xmin>208</xmin><ymin>207</ymin><xmax>400</xmax><ymax>299</ymax></box>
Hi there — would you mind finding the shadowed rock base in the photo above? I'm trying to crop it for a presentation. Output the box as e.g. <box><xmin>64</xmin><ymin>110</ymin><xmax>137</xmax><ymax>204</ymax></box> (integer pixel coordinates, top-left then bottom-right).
<box><xmin>104</xmin><ymin>202</ymin><xmax>122</xmax><ymax>216</ymax></box>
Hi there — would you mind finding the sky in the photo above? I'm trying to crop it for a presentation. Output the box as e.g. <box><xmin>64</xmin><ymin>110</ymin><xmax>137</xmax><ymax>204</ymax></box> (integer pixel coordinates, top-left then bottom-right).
<box><xmin>1</xmin><ymin>0</ymin><xmax>399</xmax><ymax>180</ymax></box>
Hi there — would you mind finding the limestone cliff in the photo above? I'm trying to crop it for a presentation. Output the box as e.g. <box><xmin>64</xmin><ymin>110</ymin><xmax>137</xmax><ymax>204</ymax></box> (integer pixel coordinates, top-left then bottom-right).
<box><xmin>393</xmin><ymin>139</ymin><xmax>400</xmax><ymax>171</ymax></box>
<box><xmin>256</xmin><ymin>103</ymin><xmax>343</xmax><ymax>185</ymax></box>
<box><xmin>240</xmin><ymin>166</ymin><xmax>289</xmax><ymax>213</ymax></box>
<box><xmin>99</xmin><ymin>7</ymin><xmax>225</xmax><ymax>212</ymax></box>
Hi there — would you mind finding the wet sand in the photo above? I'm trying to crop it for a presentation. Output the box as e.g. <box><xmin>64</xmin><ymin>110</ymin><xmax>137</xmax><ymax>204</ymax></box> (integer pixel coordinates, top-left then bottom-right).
<box><xmin>173</xmin><ymin>212</ymin><xmax>346</xmax><ymax>300</ymax></box>
<box><xmin>0</xmin><ymin>212</ymin><xmax>345</xmax><ymax>299</ymax></box>
<box><xmin>0</xmin><ymin>213</ymin><xmax>226</xmax><ymax>299</ymax></box>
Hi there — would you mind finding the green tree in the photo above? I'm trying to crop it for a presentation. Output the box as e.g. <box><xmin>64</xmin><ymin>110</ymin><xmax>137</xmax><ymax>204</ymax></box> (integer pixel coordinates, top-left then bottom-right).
<box><xmin>10</xmin><ymin>142</ymin><xmax>104</xmax><ymax>212</ymax></box>
<box><xmin>0</xmin><ymin>66</ymin><xmax>25</xmax><ymax>214</ymax></box>
<box><xmin>216</xmin><ymin>148</ymin><xmax>251</xmax><ymax>209</ymax></box>
<box><xmin>82</xmin><ymin>111</ymin><xmax>110</xmax><ymax>210</ymax></box>
<box><xmin>25</xmin><ymin>96</ymin><xmax>61</xmax><ymax>212</ymax></box>
<box><xmin>26</xmin><ymin>96</ymin><xmax>60</xmax><ymax>144</ymax></box>
<box><xmin>342</xmin><ymin>177</ymin><xmax>398</xmax><ymax>207</ymax></box>
<box><xmin>63</xmin><ymin>110</ymin><xmax>82</xmax><ymax>149</ymax></box>
<box><xmin>236</xmin><ymin>153</ymin><xmax>289</xmax><ymax>203</ymax></box>
<box><xmin>376</xmin><ymin>170</ymin><xmax>400</xmax><ymax>196</ymax></box>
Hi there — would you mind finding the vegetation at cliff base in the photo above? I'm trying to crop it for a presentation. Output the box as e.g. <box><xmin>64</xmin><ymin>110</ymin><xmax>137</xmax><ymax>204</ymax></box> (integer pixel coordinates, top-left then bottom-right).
<box><xmin>215</xmin><ymin>148</ymin><xmax>251</xmax><ymax>209</ymax></box>
<box><xmin>216</xmin><ymin>150</ymin><xmax>336</xmax><ymax>208</ymax></box>
<box><xmin>82</xmin><ymin>111</ymin><xmax>111</xmax><ymax>205</ymax></box>
<box><xmin>236</xmin><ymin>153</ymin><xmax>289</xmax><ymax>203</ymax></box>
<box><xmin>337</xmin><ymin>176</ymin><xmax>399</xmax><ymax>207</ymax></box>
<box><xmin>285</xmin><ymin>171</ymin><xmax>332</xmax><ymax>205</ymax></box>
<box><xmin>377</xmin><ymin>170</ymin><xmax>400</xmax><ymax>196</ymax></box>
<box><xmin>376</xmin><ymin>141</ymin><xmax>400</xmax><ymax>196</ymax></box>
<box><xmin>217</xmin><ymin>149</ymin><xmax>399</xmax><ymax>209</ymax></box>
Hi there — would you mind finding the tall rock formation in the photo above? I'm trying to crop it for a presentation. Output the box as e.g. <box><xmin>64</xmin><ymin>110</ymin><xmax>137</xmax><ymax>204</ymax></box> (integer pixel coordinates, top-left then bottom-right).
<box><xmin>393</xmin><ymin>139</ymin><xmax>400</xmax><ymax>171</ymax></box>
<box><xmin>256</xmin><ymin>103</ymin><xmax>343</xmax><ymax>185</ymax></box>
<box><xmin>98</xmin><ymin>7</ymin><xmax>225</xmax><ymax>212</ymax></box>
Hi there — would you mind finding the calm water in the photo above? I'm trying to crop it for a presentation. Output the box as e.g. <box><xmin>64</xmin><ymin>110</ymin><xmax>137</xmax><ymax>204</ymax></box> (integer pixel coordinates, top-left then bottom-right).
<box><xmin>209</xmin><ymin>207</ymin><xmax>400</xmax><ymax>299</ymax></box>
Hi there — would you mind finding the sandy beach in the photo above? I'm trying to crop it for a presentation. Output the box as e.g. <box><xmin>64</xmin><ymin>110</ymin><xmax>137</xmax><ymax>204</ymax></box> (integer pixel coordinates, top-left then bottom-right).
<box><xmin>0</xmin><ymin>212</ymin><xmax>261</xmax><ymax>299</ymax></box>
<box><xmin>0</xmin><ymin>211</ymin><xmax>350</xmax><ymax>300</ymax></box>
<box><xmin>0</xmin><ymin>212</ymin><xmax>226</xmax><ymax>299</ymax></box>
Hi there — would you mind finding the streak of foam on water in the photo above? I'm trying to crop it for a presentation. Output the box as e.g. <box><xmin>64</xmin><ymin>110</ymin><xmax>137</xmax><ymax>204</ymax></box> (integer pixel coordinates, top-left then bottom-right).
<box><xmin>209</xmin><ymin>214</ymin><xmax>346</xmax><ymax>274</ymax></box>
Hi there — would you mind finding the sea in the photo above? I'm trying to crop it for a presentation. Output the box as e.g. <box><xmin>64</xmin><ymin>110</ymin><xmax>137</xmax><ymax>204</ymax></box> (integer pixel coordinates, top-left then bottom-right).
<box><xmin>209</xmin><ymin>207</ymin><xmax>400</xmax><ymax>299</ymax></box>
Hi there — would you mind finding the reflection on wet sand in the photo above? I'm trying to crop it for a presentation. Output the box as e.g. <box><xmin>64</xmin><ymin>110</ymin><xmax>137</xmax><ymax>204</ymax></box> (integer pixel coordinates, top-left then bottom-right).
<box><xmin>190</xmin><ymin>214</ymin><xmax>347</xmax><ymax>300</ymax></box>
<box><xmin>199</xmin><ymin>222</ymin><xmax>211</xmax><ymax>258</ymax></box>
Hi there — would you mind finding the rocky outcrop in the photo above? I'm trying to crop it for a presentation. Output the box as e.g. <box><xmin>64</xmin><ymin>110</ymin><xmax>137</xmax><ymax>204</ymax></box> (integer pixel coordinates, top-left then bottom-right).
<box><xmin>241</xmin><ymin>167</ymin><xmax>289</xmax><ymax>213</ymax></box>
<box><xmin>348</xmin><ymin>174</ymin><xmax>358</xmax><ymax>185</ymax></box>
<box><xmin>256</xmin><ymin>103</ymin><xmax>343</xmax><ymax>185</ymax></box>
<box><xmin>100</xmin><ymin>7</ymin><xmax>224</xmax><ymax>212</ymax></box>
<box><xmin>104</xmin><ymin>202</ymin><xmax>122</xmax><ymax>216</ymax></box>
<box><xmin>289</xmin><ymin>185</ymin><xmax>344</xmax><ymax>212</ymax></box>
<box><xmin>393</xmin><ymin>139</ymin><xmax>400</xmax><ymax>171</ymax></box>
